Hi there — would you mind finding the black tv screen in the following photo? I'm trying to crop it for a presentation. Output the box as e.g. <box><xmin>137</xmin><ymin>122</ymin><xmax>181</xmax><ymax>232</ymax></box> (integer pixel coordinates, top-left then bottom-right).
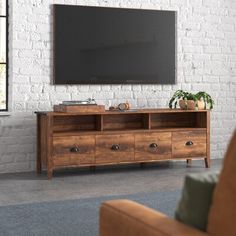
<box><xmin>53</xmin><ymin>5</ymin><xmax>177</xmax><ymax>84</ymax></box>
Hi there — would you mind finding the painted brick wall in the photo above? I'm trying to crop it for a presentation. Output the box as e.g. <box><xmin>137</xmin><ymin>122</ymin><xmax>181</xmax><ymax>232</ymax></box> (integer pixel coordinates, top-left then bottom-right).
<box><xmin>0</xmin><ymin>0</ymin><xmax>235</xmax><ymax>173</ymax></box>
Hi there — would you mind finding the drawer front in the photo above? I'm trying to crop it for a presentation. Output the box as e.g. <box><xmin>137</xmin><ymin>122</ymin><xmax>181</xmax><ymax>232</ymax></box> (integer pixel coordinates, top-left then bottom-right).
<box><xmin>172</xmin><ymin>131</ymin><xmax>206</xmax><ymax>158</ymax></box>
<box><xmin>53</xmin><ymin>135</ymin><xmax>95</xmax><ymax>166</ymax></box>
<box><xmin>95</xmin><ymin>134</ymin><xmax>134</xmax><ymax>163</ymax></box>
<box><xmin>135</xmin><ymin>132</ymin><xmax>172</xmax><ymax>160</ymax></box>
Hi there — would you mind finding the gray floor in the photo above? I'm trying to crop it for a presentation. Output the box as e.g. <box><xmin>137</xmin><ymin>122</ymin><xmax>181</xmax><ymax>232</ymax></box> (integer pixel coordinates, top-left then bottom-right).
<box><xmin>0</xmin><ymin>159</ymin><xmax>222</xmax><ymax>207</ymax></box>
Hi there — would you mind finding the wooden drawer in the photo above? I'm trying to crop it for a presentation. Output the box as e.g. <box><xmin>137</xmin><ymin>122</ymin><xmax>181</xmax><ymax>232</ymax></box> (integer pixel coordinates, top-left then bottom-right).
<box><xmin>53</xmin><ymin>135</ymin><xmax>95</xmax><ymax>166</ymax></box>
<box><xmin>172</xmin><ymin>131</ymin><xmax>206</xmax><ymax>158</ymax></box>
<box><xmin>135</xmin><ymin>132</ymin><xmax>171</xmax><ymax>160</ymax></box>
<box><xmin>95</xmin><ymin>134</ymin><xmax>134</xmax><ymax>163</ymax></box>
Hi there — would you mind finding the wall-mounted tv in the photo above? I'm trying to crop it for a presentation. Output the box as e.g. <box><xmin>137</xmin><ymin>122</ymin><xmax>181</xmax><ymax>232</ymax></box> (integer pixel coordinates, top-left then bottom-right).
<box><xmin>53</xmin><ymin>5</ymin><xmax>177</xmax><ymax>85</ymax></box>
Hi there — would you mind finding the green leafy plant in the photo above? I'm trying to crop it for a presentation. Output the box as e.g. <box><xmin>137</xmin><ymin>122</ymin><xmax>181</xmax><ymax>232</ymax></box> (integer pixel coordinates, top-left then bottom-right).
<box><xmin>169</xmin><ymin>90</ymin><xmax>214</xmax><ymax>110</ymax></box>
<box><xmin>195</xmin><ymin>91</ymin><xmax>214</xmax><ymax>109</ymax></box>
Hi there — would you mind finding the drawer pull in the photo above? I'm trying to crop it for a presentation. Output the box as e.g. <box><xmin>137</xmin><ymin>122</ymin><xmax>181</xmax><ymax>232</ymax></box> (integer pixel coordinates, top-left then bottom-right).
<box><xmin>111</xmin><ymin>144</ymin><xmax>120</xmax><ymax>151</ymax></box>
<box><xmin>70</xmin><ymin>147</ymin><xmax>80</xmax><ymax>153</ymax></box>
<box><xmin>149</xmin><ymin>143</ymin><xmax>158</xmax><ymax>148</ymax></box>
<box><xmin>186</xmin><ymin>141</ymin><xmax>193</xmax><ymax>146</ymax></box>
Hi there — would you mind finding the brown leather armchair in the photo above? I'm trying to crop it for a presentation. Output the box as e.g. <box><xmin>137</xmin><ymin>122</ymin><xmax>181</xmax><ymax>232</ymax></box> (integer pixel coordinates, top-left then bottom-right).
<box><xmin>99</xmin><ymin>131</ymin><xmax>236</xmax><ymax>236</ymax></box>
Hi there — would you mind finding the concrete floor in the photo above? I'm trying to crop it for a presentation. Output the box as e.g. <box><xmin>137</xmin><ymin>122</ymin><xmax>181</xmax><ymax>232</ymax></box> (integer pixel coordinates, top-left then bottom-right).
<box><xmin>0</xmin><ymin>159</ymin><xmax>222</xmax><ymax>206</ymax></box>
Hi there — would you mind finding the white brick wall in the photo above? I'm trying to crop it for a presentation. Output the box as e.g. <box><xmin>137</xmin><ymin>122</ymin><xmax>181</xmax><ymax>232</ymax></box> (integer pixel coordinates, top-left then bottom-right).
<box><xmin>0</xmin><ymin>0</ymin><xmax>235</xmax><ymax>173</ymax></box>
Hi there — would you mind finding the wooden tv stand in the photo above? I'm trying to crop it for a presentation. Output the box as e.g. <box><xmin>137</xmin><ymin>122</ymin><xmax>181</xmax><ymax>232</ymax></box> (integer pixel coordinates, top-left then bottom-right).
<box><xmin>36</xmin><ymin>109</ymin><xmax>210</xmax><ymax>179</ymax></box>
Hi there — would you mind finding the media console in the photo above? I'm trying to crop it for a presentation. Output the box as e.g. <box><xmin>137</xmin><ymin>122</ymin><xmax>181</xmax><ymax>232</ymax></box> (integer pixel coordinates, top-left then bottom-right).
<box><xmin>36</xmin><ymin>109</ymin><xmax>210</xmax><ymax>179</ymax></box>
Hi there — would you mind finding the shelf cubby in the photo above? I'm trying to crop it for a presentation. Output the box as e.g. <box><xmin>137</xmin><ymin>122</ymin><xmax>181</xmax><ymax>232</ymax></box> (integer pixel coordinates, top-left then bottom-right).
<box><xmin>102</xmin><ymin>113</ymin><xmax>146</xmax><ymax>131</ymax></box>
<box><xmin>53</xmin><ymin>115</ymin><xmax>102</xmax><ymax>133</ymax></box>
<box><xmin>150</xmin><ymin>112</ymin><xmax>207</xmax><ymax>129</ymax></box>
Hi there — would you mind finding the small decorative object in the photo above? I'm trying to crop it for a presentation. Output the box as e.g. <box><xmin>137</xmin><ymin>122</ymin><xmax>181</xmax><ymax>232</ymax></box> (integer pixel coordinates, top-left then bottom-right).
<box><xmin>108</xmin><ymin>106</ymin><xmax>116</xmax><ymax>111</ymax></box>
<box><xmin>109</xmin><ymin>102</ymin><xmax>130</xmax><ymax>111</ymax></box>
<box><xmin>169</xmin><ymin>90</ymin><xmax>214</xmax><ymax>110</ymax></box>
<box><xmin>118</xmin><ymin>102</ymin><xmax>130</xmax><ymax>111</ymax></box>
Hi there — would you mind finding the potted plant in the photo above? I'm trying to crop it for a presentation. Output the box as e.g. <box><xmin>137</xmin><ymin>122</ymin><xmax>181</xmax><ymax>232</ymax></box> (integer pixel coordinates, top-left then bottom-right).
<box><xmin>195</xmin><ymin>91</ymin><xmax>214</xmax><ymax>109</ymax></box>
<box><xmin>169</xmin><ymin>90</ymin><xmax>214</xmax><ymax>110</ymax></box>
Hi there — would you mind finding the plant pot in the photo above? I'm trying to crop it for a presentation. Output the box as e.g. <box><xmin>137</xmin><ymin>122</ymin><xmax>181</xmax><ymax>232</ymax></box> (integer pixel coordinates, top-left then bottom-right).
<box><xmin>179</xmin><ymin>100</ymin><xmax>205</xmax><ymax>110</ymax></box>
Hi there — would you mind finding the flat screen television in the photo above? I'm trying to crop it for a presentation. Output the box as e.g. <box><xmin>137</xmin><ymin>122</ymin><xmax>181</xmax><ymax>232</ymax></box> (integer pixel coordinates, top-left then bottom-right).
<box><xmin>53</xmin><ymin>5</ymin><xmax>177</xmax><ymax>84</ymax></box>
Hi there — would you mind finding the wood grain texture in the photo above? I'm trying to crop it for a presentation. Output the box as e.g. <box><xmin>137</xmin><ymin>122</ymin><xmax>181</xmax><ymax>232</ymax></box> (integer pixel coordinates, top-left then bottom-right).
<box><xmin>172</xmin><ymin>131</ymin><xmax>207</xmax><ymax>158</ymax></box>
<box><xmin>40</xmin><ymin>115</ymin><xmax>48</xmax><ymax>168</ymax></box>
<box><xmin>96</xmin><ymin>115</ymin><xmax>103</xmax><ymax>131</ymax></box>
<box><xmin>135</xmin><ymin>132</ymin><xmax>171</xmax><ymax>160</ymax></box>
<box><xmin>36</xmin><ymin>109</ymin><xmax>210</xmax><ymax>179</ymax></box>
<box><xmin>36</xmin><ymin>108</ymin><xmax>208</xmax><ymax>116</ymax></box>
<box><xmin>51</xmin><ymin>127</ymin><xmax>206</xmax><ymax>137</ymax></box>
<box><xmin>151</xmin><ymin>112</ymin><xmax>197</xmax><ymax>129</ymax></box>
<box><xmin>53</xmin><ymin>104</ymin><xmax>105</xmax><ymax>113</ymax></box>
<box><xmin>53</xmin><ymin>135</ymin><xmax>95</xmax><ymax>166</ymax></box>
<box><xmin>196</xmin><ymin>112</ymin><xmax>207</xmax><ymax>128</ymax></box>
<box><xmin>46</xmin><ymin>115</ymin><xmax>53</xmax><ymax>179</ymax></box>
<box><xmin>53</xmin><ymin>115</ymin><xmax>97</xmax><ymax>132</ymax></box>
<box><xmin>36</xmin><ymin>115</ymin><xmax>42</xmax><ymax>174</ymax></box>
<box><xmin>95</xmin><ymin>134</ymin><xmax>134</xmax><ymax>163</ymax></box>
<box><xmin>143</xmin><ymin>114</ymin><xmax>150</xmax><ymax>129</ymax></box>
<box><xmin>103</xmin><ymin>114</ymin><xmax>144</xmax><ymax>130</ymax></box>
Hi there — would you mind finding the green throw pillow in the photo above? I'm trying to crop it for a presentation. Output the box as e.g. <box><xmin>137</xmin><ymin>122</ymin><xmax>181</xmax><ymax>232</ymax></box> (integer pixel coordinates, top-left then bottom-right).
<box><xmin>175</xmin><ymin>172</ymin><xmax>219</xmax><ymax>231</ymax></box>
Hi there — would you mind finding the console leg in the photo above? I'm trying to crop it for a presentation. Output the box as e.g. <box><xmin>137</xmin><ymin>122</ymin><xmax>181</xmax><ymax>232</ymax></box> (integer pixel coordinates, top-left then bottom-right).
<box><xmin>186</xmin><ymin>159</ymin><xmax>192</xmax><ymax>165</ymax></box>
<box><xmin>140</xmin><ymin>162</ymin><xmax>145</xmax><ymax>168</ymax></box>
<box><xmin>47</xmin><ymin>169</ymin><xmax>53</xmax><ymax>180</ymax></box>
<box><xmin>36</xmin><ymin>115</ymin><xmax>42</xmax><ymax>174</ymax></box>
<box><xmin>37</xmin><ymin>158</ymin><xmax>42</xmax><ymax>174</ymax></box>
<box><xmin>204</xmin><ymin>158</ymin><xmax>210</xmax><ymax>168</ymax></box>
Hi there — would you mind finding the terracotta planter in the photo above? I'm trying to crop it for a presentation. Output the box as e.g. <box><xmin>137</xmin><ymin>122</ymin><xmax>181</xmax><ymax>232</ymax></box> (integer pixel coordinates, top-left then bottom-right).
<box><xmin>179</xmin><ymin>100</ymin><xmax>205</xmax><ymax>110</ymax></box>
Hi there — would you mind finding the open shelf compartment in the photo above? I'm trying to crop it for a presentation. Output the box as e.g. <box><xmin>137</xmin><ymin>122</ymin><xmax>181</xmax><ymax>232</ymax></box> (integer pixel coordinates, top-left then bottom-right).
<box><xmin>53</xmin><ymin>115</ymin><xmax>102</xmax><ymax>133</ymax></box>
<box><xmin>102</xmin><ymin>113</ymin><xmax>149</xmax><ymax>131</ymax></box>
<box><xmin>150</xmin><ymin>112</ymin><xmax>207</xmax><ymax>129</ymax></box>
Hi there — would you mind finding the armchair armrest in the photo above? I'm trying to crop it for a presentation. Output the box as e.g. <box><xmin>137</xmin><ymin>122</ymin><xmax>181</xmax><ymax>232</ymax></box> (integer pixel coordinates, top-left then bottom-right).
<box><xmin>100</xmin><ymin>199</ymin><xmax>209</xmax><ymax>236</ymax></box>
